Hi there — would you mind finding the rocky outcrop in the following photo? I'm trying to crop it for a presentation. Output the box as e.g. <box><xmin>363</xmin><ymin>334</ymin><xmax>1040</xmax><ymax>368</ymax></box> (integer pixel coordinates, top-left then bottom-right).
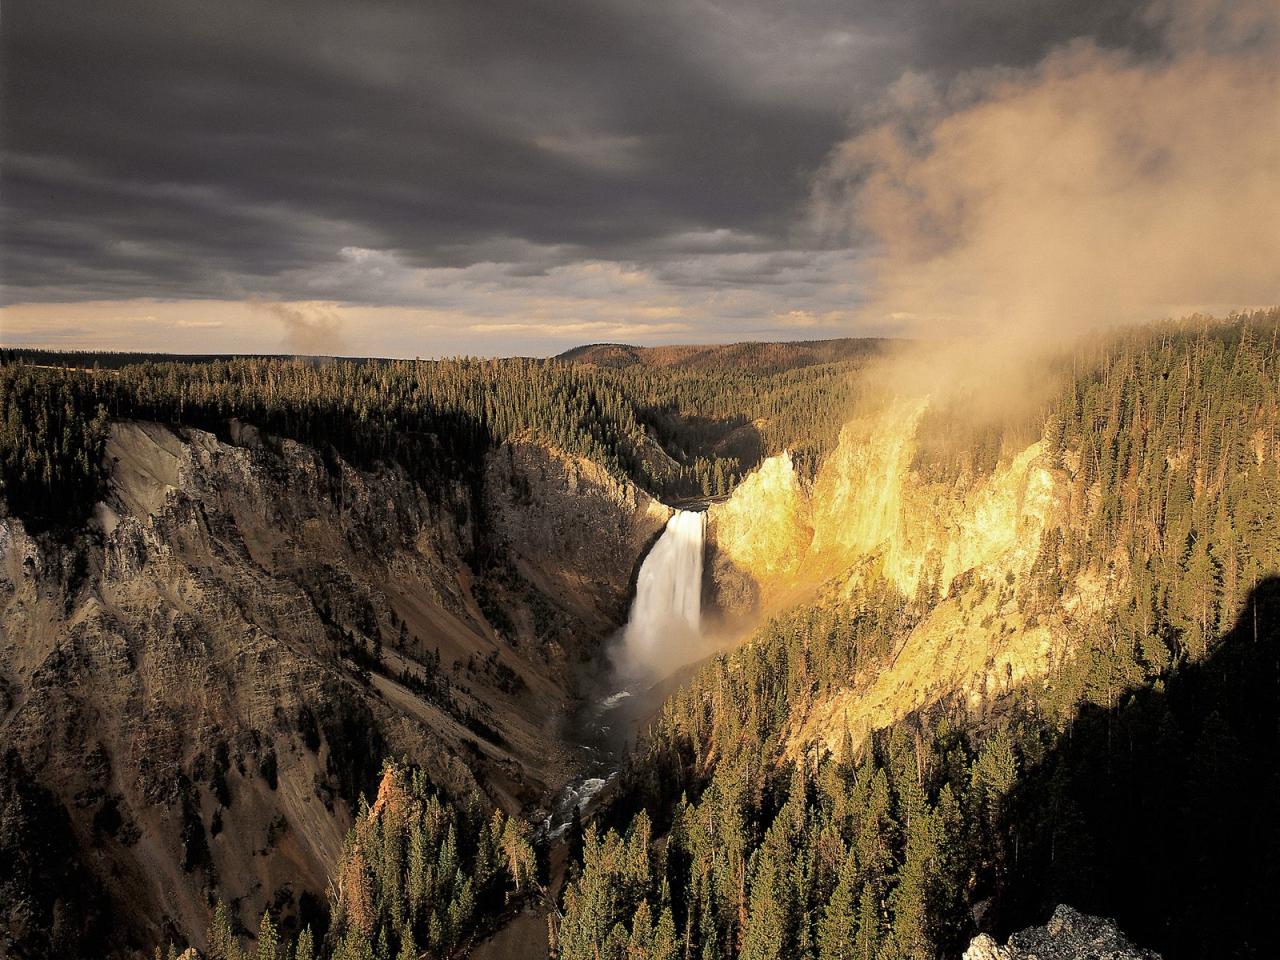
<box><xmin>705</xmin><ymin>451</ymin><xmax>810</xmax><ymax>619</ymax></box>
<box><xmin>0</xmin><ymin>420</ymin><xmax>662</xmax><ymax>957</ymax></box>
<box><xmin>708</xmin><ymin>400</ymin><xmax>1069</xmax><ymax>608</ymax></box>
<box><xmin>964</xmin><ymin>905</ymin><xmax>1161</xmax><ymax>959</ymax></box>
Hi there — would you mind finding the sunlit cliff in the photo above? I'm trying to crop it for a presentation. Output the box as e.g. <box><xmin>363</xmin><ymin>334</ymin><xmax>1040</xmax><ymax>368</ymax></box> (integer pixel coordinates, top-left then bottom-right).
<box><xmin>707</xmin><ymin>395</ymin><xmax>1112</xmax><ymax>754</ymax></box>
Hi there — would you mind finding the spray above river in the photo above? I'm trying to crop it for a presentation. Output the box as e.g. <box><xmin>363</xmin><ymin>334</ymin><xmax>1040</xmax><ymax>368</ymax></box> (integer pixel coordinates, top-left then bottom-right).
<box><xmin>618</xmin><ymin>509</ymin><xmax>706</xmax><ymax>677</ymax></box>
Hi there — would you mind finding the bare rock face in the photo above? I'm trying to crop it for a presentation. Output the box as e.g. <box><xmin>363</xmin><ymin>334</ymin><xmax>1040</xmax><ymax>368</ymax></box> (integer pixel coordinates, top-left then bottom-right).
<box><xmin>707</xmin><ymin>400</ymin><xmax>1068</xmax><ymax>614</ymax></box>
<box><xmin>482</xmin><ymin>438</ymin><xmax>670</xmax><ymax>641</ymax></box>
<box><xmin>705</xmin><ymin>451</ymin><xmax>810</xmax><ymax>620</ymax></box>
<box><xmin>704</xmin><ymin>399</ymin><xmax>1099</xmax><ymax>761</ymax></box>
<box><xmin>0</xmin><ymin>421</ymin><xmax>662</xmax><ymax>957</ymax></box>
<box><xmin>964</xmin><ymin>905</ymin><xmax>1161</xmax><ymax>960</ymax></box>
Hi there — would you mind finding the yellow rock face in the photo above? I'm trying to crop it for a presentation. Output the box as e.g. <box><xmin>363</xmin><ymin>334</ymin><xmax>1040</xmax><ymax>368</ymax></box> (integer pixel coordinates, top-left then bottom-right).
<box><xmin>709</xmin><ymin>398</ymin><xmax>1064</xmax><ymax>606</ymax></box>
<box><xmin>791</xmin><ymin>594</ymin><xmax>1063</xmax><ymax>758</ymax></box>
<box><xmin>706</xmin><ymin>397</ymin><xmax>1086</xmax><ymax>755</ymax></box>
<box><xmin>706</xmin><ymin>450</ymin><xmax>812</xmax><ymax>599</ymax></box>
<box><xmin>807</xmin><ymin>399</ymin><xmax>929</xmax><ymax>576</ymax></box>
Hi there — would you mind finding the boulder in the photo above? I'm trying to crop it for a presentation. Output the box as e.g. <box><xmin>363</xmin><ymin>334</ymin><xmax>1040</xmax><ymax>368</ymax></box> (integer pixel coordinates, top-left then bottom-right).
<box><xmin>963</xmin><ymin>905</ymin><xmax>1161</xmax><ymax>960</ymax></box>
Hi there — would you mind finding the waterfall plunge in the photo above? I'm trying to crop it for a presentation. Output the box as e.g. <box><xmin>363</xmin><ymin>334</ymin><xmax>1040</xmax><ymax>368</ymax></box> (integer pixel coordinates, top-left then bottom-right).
<box><xmin>620</xmin><ymin>510</ymin><xmax>706</xmax><ymax>675</ymax></box>
<box><xmin>544</xmin><ymin>510</ymin><xmax>705</xmax><ymax>837</ymax></box>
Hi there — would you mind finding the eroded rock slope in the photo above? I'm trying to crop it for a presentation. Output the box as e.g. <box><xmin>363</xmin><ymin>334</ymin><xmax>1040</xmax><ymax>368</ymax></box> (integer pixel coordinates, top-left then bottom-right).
<box><xmin>706</xmin><ymin>399</ymin><xmax>1113</xmax><ymax>753</ymax></box>
<box><xmin>0</xmin><ymin>420</ymin><xmax>664</xmax><ymax>955</ymax></box>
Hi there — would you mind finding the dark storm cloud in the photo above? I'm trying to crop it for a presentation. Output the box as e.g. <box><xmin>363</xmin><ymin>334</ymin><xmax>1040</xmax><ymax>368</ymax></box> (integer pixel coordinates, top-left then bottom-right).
<box><xmin>1</xmin><ymin>0</ymin><xmax>1154</xmax><ymax>308</ymax></box>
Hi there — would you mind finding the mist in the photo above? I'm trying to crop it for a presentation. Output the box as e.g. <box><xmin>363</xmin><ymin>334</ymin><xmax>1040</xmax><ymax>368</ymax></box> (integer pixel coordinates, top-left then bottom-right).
<box><xmin>249</xmin><ymin>298</ymin><xmax>347</xmax><ymax>356</ymax></box>
<box><xmin>814</xmin><ymin>0</ymin><xmax>1279</xmax><ymax>346</ymax></box>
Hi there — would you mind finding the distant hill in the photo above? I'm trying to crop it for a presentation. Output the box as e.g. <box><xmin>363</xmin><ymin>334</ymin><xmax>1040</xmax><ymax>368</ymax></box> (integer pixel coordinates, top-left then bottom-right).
<box><xmin>557</xmin><ymin>337</ymin><xmax>893</xmax><ymax>374</ymax></box>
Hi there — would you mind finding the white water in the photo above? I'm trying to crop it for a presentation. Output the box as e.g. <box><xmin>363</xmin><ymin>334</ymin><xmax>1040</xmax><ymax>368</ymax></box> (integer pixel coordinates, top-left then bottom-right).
<box><xmin>598</xmin><ymin>689</ymin><xmax>634</xmax><ymax>710</ymax></box>
<box><xmin>620</xmin><ymin>509</ymin><xmax>706</xmax><ymax>675</ymax></box>
<box><xmin>542</xmin><ymin>509</ymin><xmax>707</xmax><ymax>839</ymax></box>
<box><xmin>543</xmin><ymin>775</ymin><xmax>614</xmax><ymax>839</ymax></box>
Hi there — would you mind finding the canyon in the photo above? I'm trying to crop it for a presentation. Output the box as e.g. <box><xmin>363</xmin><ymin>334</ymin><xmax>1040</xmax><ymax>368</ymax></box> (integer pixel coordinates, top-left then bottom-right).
<box><xmin>0</xmin><ymin>417</ymin><xmax>669</xmax><ymax>952</ymax></box>
<box><xmin>3</xmin><ymin>316</ymin><xmax>1277</xmax><ymax>960</ymax></box>
<box><xmin>1</xmin><ymin>395</ymin><xmax>1078</xmax><ymax>952</ymax></box>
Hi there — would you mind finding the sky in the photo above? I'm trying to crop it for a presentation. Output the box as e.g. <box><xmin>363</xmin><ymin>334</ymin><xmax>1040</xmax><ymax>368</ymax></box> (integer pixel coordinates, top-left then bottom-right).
<box><xmin>1</xmin><ymin>0</ymin><xmax>1275</xmax><ymax>357</ymax></box>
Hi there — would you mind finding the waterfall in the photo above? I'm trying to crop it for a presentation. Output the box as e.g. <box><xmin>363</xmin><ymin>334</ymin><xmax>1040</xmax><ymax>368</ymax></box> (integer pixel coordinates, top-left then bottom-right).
<box><xmin>544</xmin><ymin>509</ymin><xmax>707</xmax><ymax>837</ymax></box>
<box><xmin>621</xmin><ymin>509</ymin><xmax>706</xmax><ymax>673</ymax></box>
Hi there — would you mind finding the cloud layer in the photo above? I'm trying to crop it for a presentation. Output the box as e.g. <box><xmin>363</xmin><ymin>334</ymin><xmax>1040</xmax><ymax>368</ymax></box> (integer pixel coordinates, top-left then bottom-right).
<box><xmin>7</xmin><ymin>0</ymin><xmax>1270</xmax><ymax>354</ymax></box>
<box><xmin>0</xmin><ymin>245</ymin><xmax>870</xmax><ymax>357</ymax></box>
<box><xmin>0</xmin><ymin>0</ymin><xmax>1171</xmax><ymax>352</ymax></box>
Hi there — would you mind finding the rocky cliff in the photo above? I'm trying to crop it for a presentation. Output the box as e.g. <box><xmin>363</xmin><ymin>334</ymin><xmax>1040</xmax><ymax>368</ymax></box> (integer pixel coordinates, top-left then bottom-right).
<box><xmin>0</xmin><ymin>420</ymin><xmax>664</xmax><ymax>956</ymax></box>
<box><xmin>706</xmin><ymin>398</ymin><xmax>1113</xmax><ymax>753</ymax></box>
<box><xmin>483</xmin><ymin>437</ymin><xmax>671</xmax><ymax>644</ymax></box>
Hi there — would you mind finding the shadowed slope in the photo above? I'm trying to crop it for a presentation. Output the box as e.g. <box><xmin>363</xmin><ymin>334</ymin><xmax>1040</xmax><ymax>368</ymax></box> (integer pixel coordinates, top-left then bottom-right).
<box><xmin>997</xmin><ymin>576</ymin><xmax>1280</xmax><ymax>958</ymax></box>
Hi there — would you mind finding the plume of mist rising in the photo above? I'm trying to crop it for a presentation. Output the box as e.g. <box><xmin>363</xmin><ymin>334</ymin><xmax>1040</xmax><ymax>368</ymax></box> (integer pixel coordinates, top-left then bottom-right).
<box><xmin>815</xmin><ymin>0</ymin><xmax>1279</xmax><ymax>359</ymax></box>
<box><xmin>249</xmin><ymin>298</ymin><xmax>347</xmax><ymax>356</ymax></box>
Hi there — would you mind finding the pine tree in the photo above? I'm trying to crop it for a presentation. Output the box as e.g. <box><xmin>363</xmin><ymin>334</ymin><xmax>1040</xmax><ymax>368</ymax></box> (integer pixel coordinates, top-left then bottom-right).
<box><xmin>293</xmin><ymin>926</ymin><xmax>315</xmax><ymax>960</ymax></box>
<box><xmin>889</xmin><ymin>807</ymin><xmax>939</xmax><ymax>958</ymax></box>
<box><xmin>627</xmin><ymin>900</ymin><xmax>655</xmax><ymax>958</ymax></box>
<box><xmin>739</xmin><ymin>848</ymin><xmax>788</xmax><ymax>960</ymax></box>
<box><xmin>817</xmin><ymin>856</ymin><xmax>858</xmax><ymax>960</ymax></box>
<box><xmin>395</xmin><ymin>924</ymin><xmax>416</xmax><ymax>960</ymax></box>
<box><xmin>256</xmin><ymin>911</ymin><xmax>279</xmax><ymax>960</ymax></box>
<box><xmin>653</xmin><ymin>906</ymin><xmax>679</xmax><ymax>960</ymax></box>
<box><xmin>500</xmin><ymin>816</ymin><xmax>537</xmax><ymax>894</ymax></box>
<box><xmin>208</xmin><ymin>901</ymin><xmax>240</xmax><ymax>960</ymax></box>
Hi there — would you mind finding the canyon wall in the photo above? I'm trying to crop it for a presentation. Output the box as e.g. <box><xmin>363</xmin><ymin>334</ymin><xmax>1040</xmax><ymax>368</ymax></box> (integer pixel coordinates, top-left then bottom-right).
<box><xmin>0</xmin><ymin>420</ymin><xmax>663</xmax><ymax>955</ymax></box>
<box><xmin>483</xmin><ymin>437</ymin><xmax>671</xmax><ymax>643</ymax></box>
<box><xmin>707</xmin><ymin>399</ymin><xmax>1112</xmax><ymax>754</ymax></box>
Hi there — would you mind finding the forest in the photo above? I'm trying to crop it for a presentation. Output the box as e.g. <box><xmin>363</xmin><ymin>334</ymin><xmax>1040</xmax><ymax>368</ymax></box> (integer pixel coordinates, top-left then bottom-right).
<box><xmin>169</xmin><ymin>763</ymin><xmax>536</xmax><ymax>960</ymax></box>
<box><xmin>0</xmin><ymin>342</ymin><xmax>882</xmax><ymax>535</ymax></box>
<box><xmin>3</xmin><ymin>313</ymin><xmax>1278</xmax><ymax>960</ymax></box>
